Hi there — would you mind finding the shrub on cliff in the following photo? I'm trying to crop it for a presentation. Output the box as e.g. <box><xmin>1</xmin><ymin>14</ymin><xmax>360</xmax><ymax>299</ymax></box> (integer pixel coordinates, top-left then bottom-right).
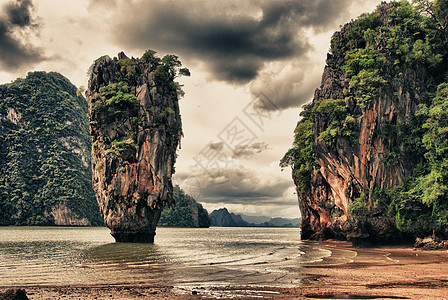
<box><xmin>281</xmin><ymin>104</ymin><xmax>314</xmax><ymax>199</ymax></box>
<box><xmin>142</xmin><ymin>49</ymin><xmax>190</xmax><ymax>98</ymax></box>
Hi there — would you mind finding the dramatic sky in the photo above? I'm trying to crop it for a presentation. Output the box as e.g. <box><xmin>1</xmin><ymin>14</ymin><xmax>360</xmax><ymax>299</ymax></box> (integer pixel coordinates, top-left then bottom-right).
<box><xmin>0</xmin><ymin>0</ymin><xmax>387</xmax><ymax>218</ymax></box>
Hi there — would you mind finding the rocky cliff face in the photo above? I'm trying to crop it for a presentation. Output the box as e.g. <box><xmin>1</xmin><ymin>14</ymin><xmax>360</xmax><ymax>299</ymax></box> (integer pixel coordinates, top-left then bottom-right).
<box><xmin>283</xmin><ymin>1</ymin><xmax>448</xmax><ymax>243</ymax></box>
<box><xmin>87</xmin><ymin>51</ymin><xmax>184</xmax><ymax>242</ymax></box>
<box><xmin>304</xmin><ymin>64</ymin><xmax>425</xmax><ymax>242</ymax></box>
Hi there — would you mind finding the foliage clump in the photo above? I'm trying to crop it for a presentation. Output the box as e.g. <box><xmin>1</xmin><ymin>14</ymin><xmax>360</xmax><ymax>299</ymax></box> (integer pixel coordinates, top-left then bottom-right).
<box><xmin>141</xmin><ymin>50</ymin><xmax>190</xmax><ymax>98</ymax></box>
<box><xmin>92</xmin><ymin>82</ymin><xmax>138</xmax><ymax>114</ymax></box>
<box><xmin>281</xmin><ymin>104</ymin><xmax>315</xmax><ymax>198</ymax></box>
<box><xmin>90</xmin><ymin>50</ymin><xmax>189</xmax><ymax>157</ymax></box>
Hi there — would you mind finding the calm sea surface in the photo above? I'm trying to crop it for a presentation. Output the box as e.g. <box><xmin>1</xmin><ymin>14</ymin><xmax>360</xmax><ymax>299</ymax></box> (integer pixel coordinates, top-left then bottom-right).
<box><xmin>0</xmin><ymin>227</ymin><xmax>334</xmax><ymax>288</ymax></box>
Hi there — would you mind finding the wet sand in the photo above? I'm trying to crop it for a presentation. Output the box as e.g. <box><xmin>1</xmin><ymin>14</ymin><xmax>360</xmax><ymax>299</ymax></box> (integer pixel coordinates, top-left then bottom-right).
<box><xmin>288</xmin><ymin>241</ymin><xmax>448</xmax><ymax>299</ymax></box>
<box><xmin>3</xmin><ymin>241</ymin><xmax>448</xmax><ymax>299</ymax></box>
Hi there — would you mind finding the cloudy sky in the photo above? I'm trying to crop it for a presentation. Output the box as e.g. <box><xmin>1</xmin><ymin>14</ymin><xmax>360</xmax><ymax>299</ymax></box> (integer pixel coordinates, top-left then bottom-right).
<box><xmin>0</xmin><ymin>0</ymin><xmax>387</xmax><ymax>218</ymax></box>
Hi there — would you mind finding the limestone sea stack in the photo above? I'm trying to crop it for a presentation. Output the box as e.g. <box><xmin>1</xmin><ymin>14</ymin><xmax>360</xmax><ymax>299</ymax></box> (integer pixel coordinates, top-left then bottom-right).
<box><xmin>87</xmin><ymin>51</ymin><xmax>186</xmax><ymax>242</ymax></box>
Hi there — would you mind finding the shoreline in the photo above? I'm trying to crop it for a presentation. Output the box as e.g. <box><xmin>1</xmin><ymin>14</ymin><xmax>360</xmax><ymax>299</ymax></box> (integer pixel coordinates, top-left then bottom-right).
<box><xmin>3</xmin><ymin>242</ymin><xmax>448</xmax><ymax>299</ymax></box>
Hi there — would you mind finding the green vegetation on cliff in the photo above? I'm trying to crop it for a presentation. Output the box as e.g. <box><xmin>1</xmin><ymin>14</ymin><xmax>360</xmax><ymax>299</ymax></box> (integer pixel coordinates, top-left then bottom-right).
<box><xmin>158</xmin><ymin>186</ymin><xmax>211</xmax><ymax>228</ymax></box>
<box><xmin>282</xmin><ymin>0</ymin><xmax>448</xmax><ymax>240</ymax></box>
<box><xmin>89</xmin><ymin>50</ymin><xmax>189</xmax><ymax>158</ymax></box>
<box><xmin>390</xmin><ymin>81</ymin><xmax>448</xmax><ymax>234</ymax></box>
<box><xmin>281</xmin><ymin>104</ymin><xmax>314</xmax><ymax>199</ymax></box>
<box><xmin>0</xmin><ymin>72</ymin><xmax>102</xmax><ymax>226</ymax></box>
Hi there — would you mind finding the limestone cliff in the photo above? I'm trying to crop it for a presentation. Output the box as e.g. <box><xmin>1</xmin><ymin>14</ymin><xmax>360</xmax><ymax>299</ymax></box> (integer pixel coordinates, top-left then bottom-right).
<box><xmin>87</xmin><ymin>51</ymin><xmax>185</xmax><ymax>242</ymax></box>
<box><xmin>0</xmin><ymin>72</ymin><xmax>102</xmax><ymax>226</ymax></box>
<box><xmin>283</xmin><ymin>1</ymin><xmax>448</xmax><ymax>243</ymax></box>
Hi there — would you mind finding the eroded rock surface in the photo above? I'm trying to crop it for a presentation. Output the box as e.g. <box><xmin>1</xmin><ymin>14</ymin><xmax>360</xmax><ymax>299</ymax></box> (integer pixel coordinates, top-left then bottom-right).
<box><xmin>87</xmin><ymin>52</ymin><xmax>183</xmax><ymax>242</ymax></box>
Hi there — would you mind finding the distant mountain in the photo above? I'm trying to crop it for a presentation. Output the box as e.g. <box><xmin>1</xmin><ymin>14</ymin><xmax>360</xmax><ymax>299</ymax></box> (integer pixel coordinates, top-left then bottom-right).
<box><xmin>229</xmin><ymin>212</ymin><xmax>249</xmax><ymax>226</ymax></box>
<box><xmin>210</xmin><ymin>208</ymin><xmax>248</xmax><ymax>227</ymax></box>
<box><xmin>263</xmin><ymin>217</ymin><xmax>300</xmax><ymax>227</ymax></box>
<box><xmin>210</xmin><ymin>208</ymin><xmax>300</xmax><ymax>228</ymax></box>
<box><xmin>240</xmin><ymin>214</ymin><xmax>270</xmax><ymax>224</ymax></box>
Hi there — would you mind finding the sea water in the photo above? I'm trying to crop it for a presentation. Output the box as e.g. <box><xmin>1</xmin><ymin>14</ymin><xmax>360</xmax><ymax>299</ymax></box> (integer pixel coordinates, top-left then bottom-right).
<box><xmin>0</xmin><ymin>227</ymin><xmax>332</xmax><ymax>288</ymax></box>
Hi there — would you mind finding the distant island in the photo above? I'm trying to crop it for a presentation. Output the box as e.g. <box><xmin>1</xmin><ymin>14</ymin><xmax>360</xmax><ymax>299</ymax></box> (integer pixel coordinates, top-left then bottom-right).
<box><xmin>158</xmin><ymin>196</ymin><xmax>300</xmax><ymax>229</ymax></box>
<box><xmin>209</xmin><ymin>208</ymin><xmax>300</xmax><ymax>228</ymax></box>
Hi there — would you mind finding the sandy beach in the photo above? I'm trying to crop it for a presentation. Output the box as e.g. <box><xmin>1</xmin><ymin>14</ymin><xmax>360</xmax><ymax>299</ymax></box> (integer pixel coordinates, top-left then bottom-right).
<box><xmin>3</xmin><ymin>241</ymin><xmax>448</xmax><ymax>299</ymax></box>
<box><xmin>289</xmin><ymin>241</ymin><xmax>448</xmax><ymax>299</ymax></box>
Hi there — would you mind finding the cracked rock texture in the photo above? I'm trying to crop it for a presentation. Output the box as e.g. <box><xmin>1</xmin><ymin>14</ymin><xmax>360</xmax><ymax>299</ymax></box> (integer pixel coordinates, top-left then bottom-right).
<box><xmin>87</xmin><ymin>52</ymin><xmax>182</xmax><ymax>242</ymax></box>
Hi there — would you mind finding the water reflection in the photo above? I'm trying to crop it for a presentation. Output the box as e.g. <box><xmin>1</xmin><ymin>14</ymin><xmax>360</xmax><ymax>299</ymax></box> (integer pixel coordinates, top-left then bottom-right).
<box><xmin>0</xmin><ymin>240</ymin><xmax>92</xmax><ymax>286</ymax></box>
<box><xmin>82</xmin><ymin>242</ymin><xmax>170</xmax><ymax>271</ymax></box>
<box><xmin>0</xmin><ymin>227</ymin><xmax>172</xmax><ymax>286</ymax></box>
<box><xmin>83</xmin><ymin>242</ymin><xmax>169</xmax><ymax>266</ymax></box>
<box><xmin>80</xmin><ymin>242</ymin><xmax>173</xmax><ymax>285</ymax></box>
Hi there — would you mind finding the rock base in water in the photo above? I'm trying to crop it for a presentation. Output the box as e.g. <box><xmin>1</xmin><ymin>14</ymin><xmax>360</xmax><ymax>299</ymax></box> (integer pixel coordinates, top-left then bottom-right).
<box><xmin>111</xmin><ymin>231</ymin><xmax>156</xmax><ymax>243</ymax></box>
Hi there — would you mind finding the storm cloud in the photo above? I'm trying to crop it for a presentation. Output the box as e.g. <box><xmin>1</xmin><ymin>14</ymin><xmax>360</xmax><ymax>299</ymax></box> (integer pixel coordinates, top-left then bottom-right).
<box><xmin>105</xmin><ymin>0</ymin><xmax>352</xmax><ymax>86</ymax></box>
<box><xmin>0</xmin><ymin>0</ymin><xmax>45</xmax><ymax>71</ymax></box>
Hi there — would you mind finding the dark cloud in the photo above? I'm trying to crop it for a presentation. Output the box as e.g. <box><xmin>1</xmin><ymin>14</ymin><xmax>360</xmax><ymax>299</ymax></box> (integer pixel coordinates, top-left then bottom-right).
<box><xmin>249</xmin><ymin>59</ymin><xmax>322</xmax><ymax>111</ymax></box>
<box><xmin>0</xmin><ymin>0</ymin><xmax>44</xmax><ymax>71</ymax></box>
<box><xmin>5</xmin><ymin>0</ymin><xmax>32</xmax><ymax>26</ymax></box>
<box><xmin>110</xmin><ymin>0</ymin><xmax>352</xmax><ymax>84</ymax></box>
<box><xmin>175</xmin><ymin>166</ymin><xmax>292</xmax><ymax>205</ymax></box>
<box><xmin>232</xmin><ymin>142</ymin><xmax>270</xmax><ymax>159</ymax></box>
